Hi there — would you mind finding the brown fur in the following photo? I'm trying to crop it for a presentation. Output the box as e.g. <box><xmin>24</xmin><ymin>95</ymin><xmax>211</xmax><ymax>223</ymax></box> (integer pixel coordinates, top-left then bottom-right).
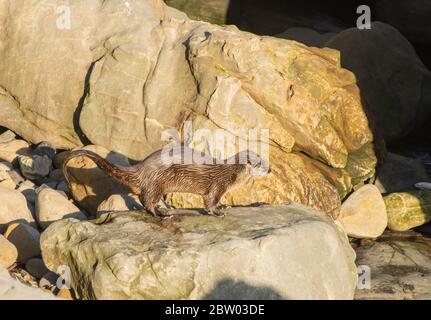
<box><xmin>62</xmin><ymin>145</ymin><xmax>268</xmax><ymax>218</ymax></box>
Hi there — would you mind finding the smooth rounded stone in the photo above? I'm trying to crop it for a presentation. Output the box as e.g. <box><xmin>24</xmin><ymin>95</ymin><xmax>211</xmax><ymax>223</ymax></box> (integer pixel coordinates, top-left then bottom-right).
<box><xmin>0</xmin><ymin>130</ymin><xmax>16</xmax><ymax>143</ymax></box>
<box><xmin>354</xmin><ymin>231</ymin><xmax>431</xmax><ymax>300</ymax></box>
<box><xmin>0</xmin><ymin>166</ymin><xmax>24</xmax><ymax>190</ymax></box>
<box><xmin>0</xmin><ymin>161</ymin><xmax>12</xmax><ymax>169</ymax></box>
<box><xmin>0</xmin><ymin>235</ymin><xmax>18</xmax><ymax>269</ymax></box>
<box><xmin>97</xmin><ymin>194</ymin><xmax>144</xmax><ymax>216</ymax></box>
<box><xmin>39</xmin><ymin>181</ymin><xmax>58</xmax><ymax>190</ymax></box>
<box><xmin>0</xmin><ymin>161</ymin><xmax>12</xmax><ymax>178</ymax></box>
<box><xmin>56</xmin><ymin>181</ymin><xmax>70</xmax><ymax>195</ymax></box>
<box><xmin>34</xmin><ymin>141</ymin><xmax>56</xmax><ymax>160</ymax></box>
<box><xmin>0</xmin><ymin>178</ymin><xmax>17</xmax><ymax>190</ymax></box>
<box><xmin>64</xmin><ymin>145</ymin><xmax>132</xmax><ymax>215</ymax></box>
<box><xmin>39</xmin><ymin>271</ymin><xmax>59</xmax><ymax>290</ymax></box>
<box><xmin>415</xmin><ymin>182</ymin><xmax>431</xmax><ymax>191</ymax></box>
<box><xmin>17</xmin><ymin>180</ymin><xmax>37</xmax><ymax>204</ymax></box>
<box><xmin>384</xmin><ymin>190</ymin><xmax>431</xmax><ymax>231</ymax></box>
<box><xmin>7</xmin><ymin>169</ymin><xmax>25</xmax><ymax>185</ymax></box>
<box><xmin>337</xmin><ymin>185</ymin><xmax>387</xmax><ymax>239</ymax></box>
<box><xmin>326</xmin><ymin>22</ymin><xmax>431</xmax><ymax>142</ymax></box>
<box><xmin>0</xmin><ymin>139</ymin><xmax>30</xmax><ymax>163</ymax></box>
<box><xmin>41</xmin><ymin>204</ymin><xmax>358</xmax><ymax>300</ymax></box>
<box><xmin>375</xmin><ymin>153</ymin><xmax>431</xmax><ymax>194</ymax></box>
<box><xmin>48</xmin><ymin>169</ymin><xmax>65</xmax><ymax>183</ymax></box>
<box><xmin>0</xmin><ymin>266</ymin><xmax>58</xmax><ymax>300</ymax></box>
<box><xmin>0</xmin><ymin>169</ymin><xmax>24</xmax><ymax>190</ymax></box>
<box><xmin>4</xmin><ymin>223</ymin><xmax>41</xmax><ymax>263</ymax></box>
<box><xmin>37</xmin><ymin>184</ymin><xmax>68</xmax><ymax>199</ymax></box>
<box><xmin>53</xmin><ymin>151</ymin><xmax>70</xmax><ymax>170</ymax></box>
<box><xmin>25</xmin><ymin>258</ymin><xmax>50</xmax><ymax>279</ymax></box>
<box><xmin>0</xmin><ymin>186</ymin><xmax>36</xmax><ymax>233</ymax></box>
<box><xmin>35</xmin><ymin>187</ymin><xmax>87</xmax><ymax>230</ymax></box>
<box><xmin>18</xmin><ymin>154</ymin><xmax>52</xmax><ymax>180</ymax></box>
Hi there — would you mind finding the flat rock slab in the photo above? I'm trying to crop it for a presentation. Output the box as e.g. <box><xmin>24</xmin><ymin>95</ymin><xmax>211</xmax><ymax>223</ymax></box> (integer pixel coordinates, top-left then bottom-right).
<box><xmin>354</xmin><ymin>231</ymin><xmax>431</xmax><ymax>300</ymax></box>
<box><xmin>41</xmin><ymin>205</ymin><xmax>357</xmax><ymax>300</ymax></box>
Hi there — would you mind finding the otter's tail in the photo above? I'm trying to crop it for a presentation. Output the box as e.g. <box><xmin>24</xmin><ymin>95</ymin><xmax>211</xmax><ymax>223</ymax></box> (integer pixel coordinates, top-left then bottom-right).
<box><xmin>62</xmin><ymin>150</ymin><xmax>138</xmax><ymax>190</ymax></box>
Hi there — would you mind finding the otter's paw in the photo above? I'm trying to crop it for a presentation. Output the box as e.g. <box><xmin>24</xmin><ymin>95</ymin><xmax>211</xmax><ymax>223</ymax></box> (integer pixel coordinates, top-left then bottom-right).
<box><xmin>208</xmin><ymin>209</ymin><xmax>225</xmax><ymax>218</ymax></box>
<box><xmin>156</xmin><ymin>208</ymin><xmax>173</xmax><ymax>220</ymax></box>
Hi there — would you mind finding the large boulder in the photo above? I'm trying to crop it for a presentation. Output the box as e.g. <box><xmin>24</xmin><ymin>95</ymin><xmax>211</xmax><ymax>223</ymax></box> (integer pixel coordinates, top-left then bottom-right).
<box><xmin>41</xmin><ymin>204</ymin><xmax>358</xmax><ymax>300</ymax></box>
<box><xmin>326</xmin><ymin>22</ymin><xmax>431</xmax><ymax>142</ymax></box>
<box><xmin>164</xmin><ymin>0</ymin><xmax>344</xmax><ymax>35</ymax></box>
<box><xmin>374</xmin><ymin>0</ymin><xmax>431</xmax><ymax>47</ymax></box>
<box><xmin>0</xmin><ymin>0</ymin><xmax>377</xmax><ymax>216</ymax></box>
<box><xmin>375</xmin><ymin>153</ymin><xmax>431</xmax><ymax>194</ymax></box>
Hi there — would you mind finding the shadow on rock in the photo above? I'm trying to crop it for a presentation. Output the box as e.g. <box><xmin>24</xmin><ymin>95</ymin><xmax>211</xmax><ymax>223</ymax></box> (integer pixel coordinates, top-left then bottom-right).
<box><xmin>203</xmin><ymin>279</ymin><xmax>285</xmax><ymax>300</ymax></box>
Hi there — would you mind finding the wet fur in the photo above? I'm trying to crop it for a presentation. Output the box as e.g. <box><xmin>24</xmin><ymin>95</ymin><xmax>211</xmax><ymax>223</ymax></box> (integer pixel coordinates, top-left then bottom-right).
<box><xmin>62</xmin><ymin>146</ymin><xmax>257</xmax><ymax>218</ymax></box>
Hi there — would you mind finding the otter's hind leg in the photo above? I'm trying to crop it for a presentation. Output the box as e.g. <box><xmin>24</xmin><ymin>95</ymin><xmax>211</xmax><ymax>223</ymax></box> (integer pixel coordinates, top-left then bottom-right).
<box><xmin>203</xmin><ymin>188</ymin><xmax>226</xmax><ymax>218</ymax></box>
<box><xmin>139</xmin><ymin>190</ymin><xmax>171</xmax><ymax>219</ymax></box>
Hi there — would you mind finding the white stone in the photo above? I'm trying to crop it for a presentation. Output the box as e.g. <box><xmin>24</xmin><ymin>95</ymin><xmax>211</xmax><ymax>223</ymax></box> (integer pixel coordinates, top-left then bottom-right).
<box><xmin>35</xmin><ymin>187</ymin><xmax>87</xmax><ymax>230</ymax></box>
<box><xmin>0</xmin><ymin>130</ymin><xmax>16</xmax><ymax>143</ymax></box>
<box><xmin>337</xmin><ymin>185</ymin><xmax>387</xmax><ymax>239</ymax></box>
<box><xmin>0</xmin><ymin>140</ymin><xmax>30</xmax><ymax>163</ymax></box>
<box><xmin>97</xmin><ymin>194</ymin><xmax>144</xmax><ymax>216</ymax></box>
<box><xmin>415</xmin><ymin>182</ymin><xmax>431</xmax><ymax>191</ymax></box>
<box><xmin>0</xmin><ymin>186</ymin><xmax>36</xmax><ymax>233</ymax></box>
<box><xmin>0</xmin><ymin>235</ymin><xmax>18</xmax><ymax>269</ymax></box>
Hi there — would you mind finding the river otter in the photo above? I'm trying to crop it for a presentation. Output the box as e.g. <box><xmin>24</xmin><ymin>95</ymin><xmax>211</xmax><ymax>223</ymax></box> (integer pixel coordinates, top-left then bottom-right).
<box><xmin>62</xmin><ymin>145</ymin><xmax>270</xmax><ymax>218</ymax></box>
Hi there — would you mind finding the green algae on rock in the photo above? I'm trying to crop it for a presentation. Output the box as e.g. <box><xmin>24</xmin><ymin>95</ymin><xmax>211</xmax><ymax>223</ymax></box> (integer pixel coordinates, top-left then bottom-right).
<box><xmin>384</xmin><ymin>190</ymin><xmax>431</xmax><ymax>231</ymax></box>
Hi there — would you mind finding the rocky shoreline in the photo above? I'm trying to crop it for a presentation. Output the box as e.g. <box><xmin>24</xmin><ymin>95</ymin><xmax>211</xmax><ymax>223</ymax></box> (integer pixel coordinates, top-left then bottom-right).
<box><xmin>0</xmin><ymin>132</ymin><xmax>430</xmax><ymax>299</ymax></box>
<box><xmin>0</xmin><ymin>0</ymin><xmax>431</xmax><ymax>300</ymax></box>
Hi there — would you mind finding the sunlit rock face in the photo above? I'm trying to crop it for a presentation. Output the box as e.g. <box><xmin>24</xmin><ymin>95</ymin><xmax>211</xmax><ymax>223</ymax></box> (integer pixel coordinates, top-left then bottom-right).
<box><xmin>0</xmin><ymin>0</ymin><xmax>376</xmax><ymax>216</ymax></box>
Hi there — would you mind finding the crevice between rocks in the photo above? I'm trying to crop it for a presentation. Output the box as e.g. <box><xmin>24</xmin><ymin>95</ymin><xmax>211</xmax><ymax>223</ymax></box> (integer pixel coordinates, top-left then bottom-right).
<box><xmin>74</xmin><ymin>56</ymin><xmax>106</xmax><ymax>146</ymax></box>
